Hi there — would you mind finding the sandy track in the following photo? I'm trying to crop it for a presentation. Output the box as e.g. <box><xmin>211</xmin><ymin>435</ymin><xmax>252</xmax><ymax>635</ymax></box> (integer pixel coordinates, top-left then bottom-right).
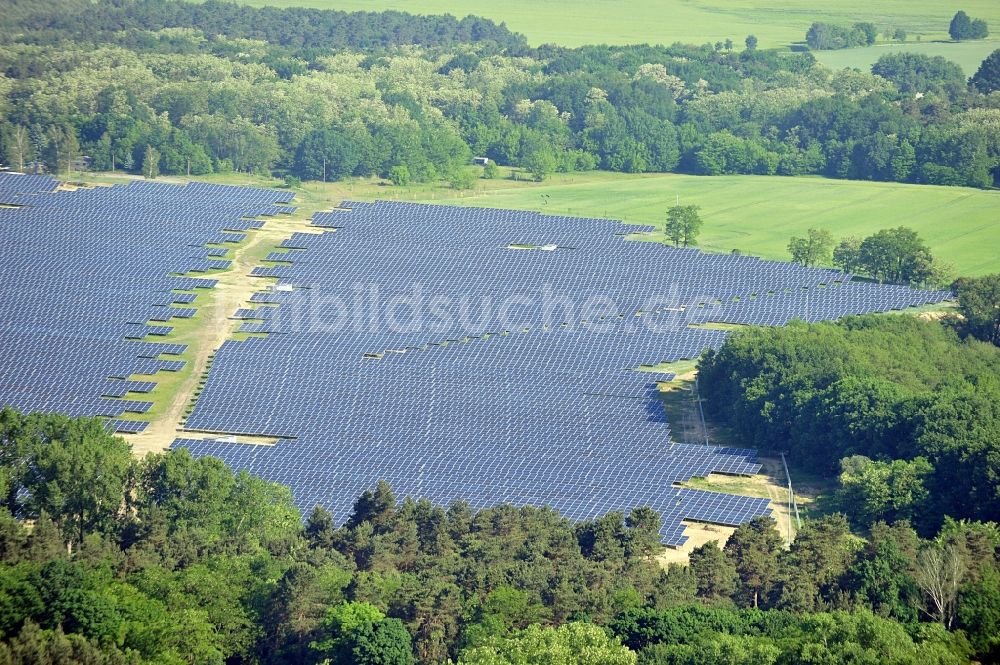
<box><xmin>128</xmin><ymin>217</ymin><xmax>321</xmax><ymax>456</ymax></box>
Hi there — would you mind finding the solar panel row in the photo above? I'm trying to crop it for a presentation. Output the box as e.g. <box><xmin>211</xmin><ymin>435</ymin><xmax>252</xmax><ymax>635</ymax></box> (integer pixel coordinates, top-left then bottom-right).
<box><xmin>0</xmin><ymin>173</ymin><xmax>295</xmax><ymax>431</ymax></box>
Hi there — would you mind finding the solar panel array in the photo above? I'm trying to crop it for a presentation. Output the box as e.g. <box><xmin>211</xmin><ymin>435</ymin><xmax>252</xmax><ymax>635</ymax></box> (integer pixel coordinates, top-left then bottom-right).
<box><xmin>0</xmin><ymin>177</ymin><xmax>952</xmax><ymax>545</ymax></box>
<box><xmin>0</xmin><ymin>173</ymin><xmax>293</xmax><ymax>432</ymax></box>
<box><xmin>172</xmin><ymin>200</ymin><xmax>950</xmax><ymax>545</ymax></box>
<box><xmin>0</xmin><ymin>173</ymin><xmax>59</xmax><ymax>200</ymax></box>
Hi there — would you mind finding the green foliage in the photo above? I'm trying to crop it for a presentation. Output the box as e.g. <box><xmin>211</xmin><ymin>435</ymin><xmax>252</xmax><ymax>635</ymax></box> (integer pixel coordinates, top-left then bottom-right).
<box><xmin>0</xmin><ymin>2</ymin><xmax>996</xmax><ymax>191</ymax></box>
<box><xmin>523</xmin><ymin>145</ymin><xmax>557</xmax><ymax>182</ymax></box>
<box><xmin>142</xmin><ymin>144</ymin><xmax>160</xmax><ymax>179</ymax></box>
<box><xmin>688</xmin><ymin>541</ymin><xmax>737</xmax><ymax>601</ymax></box>
<box><xmin>312</xmin><ymin>601</ymin><xmax>413</xmax><ymax>665</ymax></box>
<box><xmin>872</xmin><ymin>52</ymin><xmax>967</xmax><ymax>96</ymax></box>
<box><xmin>699</xmin><ymin>316</ymin><xmax>1000</xmax><ymax>531</ymax></box>
<box><xmin>664</xmin><ymin>205</ymin><xmax>703</xmax><ymax>247</ymax></box>
<box><xmin>787</xmin><ymin>228</ymin><xmax>833</xmax><ymax>267</ymax></box>
<box><xmin>388</xmin><ymin>166</ymin><xmax>411</xmax><ymax>187</ymax></box>
<box><xmin>459</xmin><ymin>622</ymin><xmax>636</xmax><ymax>665</ymax></box>
<box><xmin>0</xmin><ymin>620</ymin><xmax>134</xmax><ymax>665</ymax></box>
<box><xmin>611</xmin><ymin>604</ymin><xmax>968</xmax><ymax>665</ymax></box>
<box><xmin>625</xmin><ymin>506</ymin><xmax>665</xmax><ymax>559</ymax></box>
<box><xmin>482</xmin><ymin>160</ymin><xmax>500</xmax><ymax>179</ymax></box>
<box><xmin>833</xmin><ymin>236</ymin><xmax>863</xmax><ymax>273</ymax></box>
<box><xmin>806</xmin><ymin>22</ymin><xmax>878</xmax><ymax>50</ymax></box>
<box><xmin>952</xmin><ymin>273</ymin><xmax>1000</xmax><ymax>345</ymax></box>
<box><xmin>0</xmin><ymin>0</ymin><xmax>524</xmax><ymax>52</ymax></box>
<box><xmin>346</xmin><ymin>480</ymin><xmax>397</xmax><ymax>531</ymax></box>
<box><xmin>0</xmin><ymin>412</ymin><xmax>994</xmax><ymax>663</ymax></box>
<box><xmin>773</xmin><ymin>514</ymin><xmax>853</xmax><ymax>612</ymax></box>
<box><xmin>971</xmin><ymin>49</ymin><xmax>1000</xmax><ymax>93</ymax></box>
<box><xmin>724</xmin><ymin>517</ymin><xmax>783</xmax><ymax>608</ymax></box>
<box><xmin>911</xmin><ymin>383</ymin><xmax>1000</xmax><ymax>529</ymax></box>
<box><xmin>949</xmin><ymin>11</ymin><xmax>989</xmax><ymax>41</ymax></box>
<box><xmin>958</xmin><ymin>564</ymin><xmax>1000</xmax><ymax>656</ymax></box>
<box><xmin>1</xmin><ymin>411</ymin><xmax>132</xmax><ymax>549</ymax></box>
<box><xmin>449</xmin><ymin>167</ymin><xmax>477</xmax><ymax>190</ymax></box>
<box><xmin>857</xmin><ymin>227</ymin><xmax>934</xmax><ymax>285</ymax></box>
<box><xmin>295</xmin><ymin>128</ymin><xmax>366</xmax><ymax>182</ymax></box>
<box><xmin>836</xmin><ymin>456</ymin><xmax>932</xmax><ymax>527</ymax></box>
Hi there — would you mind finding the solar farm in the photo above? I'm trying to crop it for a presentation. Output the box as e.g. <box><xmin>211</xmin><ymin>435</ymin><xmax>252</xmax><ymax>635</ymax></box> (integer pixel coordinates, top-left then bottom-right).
<box><xmin>0</xmin><ymin>173</ymin><xmax>953</xmax><ymax>545</ymax></box>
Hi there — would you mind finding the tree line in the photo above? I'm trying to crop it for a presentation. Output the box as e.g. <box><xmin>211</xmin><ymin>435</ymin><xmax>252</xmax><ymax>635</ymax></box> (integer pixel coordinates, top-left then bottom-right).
<box><xmin>787</xmin><ymin>226</ymin><xmax>949</xmax><ymax>287</ymax></box>
<box><xmin>805</xmin><ymin>11</ymin><xmax>990</xmax><ymax>50</ymax></box>
<box><xmin>1</xmin><ymin>0</ymin><xmax>526</xmax><ymax>52</ymax></box>
<box><xmin>1</xmin><ymin>1</ymin><xmax>999</xmax><ymax>189</ymax></box>
<box><xmin>805</xmin><ymin>22</ymin><xmax>878</xmax><ymax>51</ymax></box>
<box><xmin>0</xmin><ymin>409</ymin><xmax>996</xmax><ymax>663</ymax></box>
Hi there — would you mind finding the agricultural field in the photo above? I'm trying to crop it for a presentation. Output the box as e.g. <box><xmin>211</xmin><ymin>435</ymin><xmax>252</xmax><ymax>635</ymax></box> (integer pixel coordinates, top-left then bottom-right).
<box><xmin>237</xmin><ymin>0</ymin><xmax>1000</xmax><ymax>49</ymax></box>
<box><xmin>811</xmin><ymin>38</ymin><xmax>1000</xmax><ymax>74</ymax></box>
<box><xmin>137</xmin><ymin>169</ymin><xmax>1000</xmax><ymax>277</ymax></box>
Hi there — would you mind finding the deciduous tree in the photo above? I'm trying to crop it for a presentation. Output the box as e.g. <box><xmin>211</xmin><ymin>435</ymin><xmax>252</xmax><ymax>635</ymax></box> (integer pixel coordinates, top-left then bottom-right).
<box><xmin>833</xmin><ymin>236</ymin><xmax>862</xmax><ymax>273</ymax></box>
<box><xmin>952</xmin><ymin>273</ymin><xmax>1000</xmax><ymax>346</ymax></box>
<box><xmin>14</xmin><ymin>416</ymin><xmax>132</xmax><ymax>552</ymax></box>
<box><xmin>142</xmin><ymin>144</ymin><xmax>160</xmax><ymax>179</ymax></box>
<box><xmin>787</xmin><ymin>228</ymin><xmax>833</xmax><ymax>267</ymax></box>
<box><xmin>915</xmin><ymin>543</ymin><xmax>966</xmax><ymax>628</ymax></box>
<box><xmin>857</xmin><ymin>226</ymin><xmax>934</xmax><ymax>285</ymax></box>
<box><xmin>972</xmin><ymin>49</ymin><xmax>1000</xmax><ymax>93</ymax></box>
<box><xmin>459</xmin><ymin>622</ymin><xmax>636</xmax><ymax>665</ymax></box>
<box><xmin>664</xmin><ymin>205</ymin><xmax>704</xmax><ymax>247</ymax></box>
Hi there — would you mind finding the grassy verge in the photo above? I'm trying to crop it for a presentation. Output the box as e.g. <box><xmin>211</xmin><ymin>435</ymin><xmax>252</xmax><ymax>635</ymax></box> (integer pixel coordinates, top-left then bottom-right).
<box><xmin>108</xmin><ymin>226</ymin><xmax>262</xmax><ymax>424</ymax></box>
<box><xmin>110</xmin><ymin>289</ymin><xmax>212</xmax><ymax>424</ymax></box>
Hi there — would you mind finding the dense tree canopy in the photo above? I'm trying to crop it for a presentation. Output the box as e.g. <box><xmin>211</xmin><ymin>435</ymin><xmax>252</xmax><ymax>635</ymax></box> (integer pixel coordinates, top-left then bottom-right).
<box><xmin>872</xmin><ymin>53</ymin><xmax>967</xmax><ymax>97</ymax></box>
<box><xmin>952</xmin><ymin>273</ymin><xmax>1000</xmax><ymax>346</ymax></box>
<box><xmin>699</xmin><ymin>315</ymin><xmax>1000</xmax><ymax>532</ymax></box>
<box><xmin>806</xmin><ymin>22</ymin><xmax>878</xmax><ymax>50</ymax></box>
<box><xmin>0</xmin><ymin>0</ymin><xmax>525</xmax><ymax>52</ymax></box>
<box><xmin>0</xmin><ymin>0</ymin><xmax>997</xmax><ymax>188</ymax></box>
<box><xmin>971</xmin><ymin>49</ymin><xmax>1000</xmax><ymax>94</ymax></box>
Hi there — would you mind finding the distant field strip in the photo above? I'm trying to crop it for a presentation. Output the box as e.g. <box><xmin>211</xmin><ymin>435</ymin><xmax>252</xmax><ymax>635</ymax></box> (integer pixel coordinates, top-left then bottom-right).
<box><xmin>812</xmin><ymin>39</ymin><xmax>1000</xmax><ymax>74</ymax></box>
<box><xmin>238</xmin><ymin>0</ymin><xmax>1000</xmax><ymax>49</ymax></box>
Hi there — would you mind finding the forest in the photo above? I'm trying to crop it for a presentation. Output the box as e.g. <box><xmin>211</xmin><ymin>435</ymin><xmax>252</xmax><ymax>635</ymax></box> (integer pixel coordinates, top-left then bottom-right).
<box><xmin>0</xmin><ymin>408</ymin><xmax>997</xmax><ymax>664</ymax></box>
<box><xmin>698</xmin><ymin>304</ymin><xmax>1000</xmax><ymax>537</ymax></box>
<box><xmin>1</xmin><ymin>0</ymin><xmax>999</xmax><ymax>188</ymax></box>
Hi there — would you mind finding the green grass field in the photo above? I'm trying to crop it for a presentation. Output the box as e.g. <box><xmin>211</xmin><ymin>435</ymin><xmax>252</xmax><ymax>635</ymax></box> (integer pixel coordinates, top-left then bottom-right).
<box><xmin>237</xmin><ymin>0</ymin><xmax>1000</xmax><ymax>49</ymax></box>
<box><xmin>812</xmin><ymin>38</ymin><xmax>1000</xmax><ymax>74</ymax></box>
